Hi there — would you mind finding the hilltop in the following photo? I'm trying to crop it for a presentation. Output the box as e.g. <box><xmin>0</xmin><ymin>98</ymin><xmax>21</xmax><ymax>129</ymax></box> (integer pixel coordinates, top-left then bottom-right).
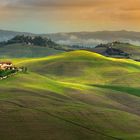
<box><xmin>19</xmin><ymin>50</ymin><xmax>140</xmax><ymax>87</ymax></box>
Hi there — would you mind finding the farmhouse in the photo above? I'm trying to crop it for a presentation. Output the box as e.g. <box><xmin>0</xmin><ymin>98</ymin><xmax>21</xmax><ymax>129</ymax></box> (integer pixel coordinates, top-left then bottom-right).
<box><xmin>0</xmin><ymin>62</ymin><xmax>13</xmax><ymax>70</ymax></box>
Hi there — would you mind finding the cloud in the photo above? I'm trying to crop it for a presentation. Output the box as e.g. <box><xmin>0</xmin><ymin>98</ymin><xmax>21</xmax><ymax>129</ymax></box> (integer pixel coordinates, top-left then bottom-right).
<box><xmin>0</xmin><ymin>0</ymin><xmax>119</xmax><ymax>9</ymax></box>
<box><xmin>0</xmin><ymin>0</ymin><xmax>140</xmax><ymax>33</ymax></box>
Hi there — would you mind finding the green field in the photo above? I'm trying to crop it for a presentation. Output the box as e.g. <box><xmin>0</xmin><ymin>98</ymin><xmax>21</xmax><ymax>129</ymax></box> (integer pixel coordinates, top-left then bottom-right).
<box><xmin>0</xmin><ymin>50</ymin><xmax>140</xmax><ymax>140</ymax></box>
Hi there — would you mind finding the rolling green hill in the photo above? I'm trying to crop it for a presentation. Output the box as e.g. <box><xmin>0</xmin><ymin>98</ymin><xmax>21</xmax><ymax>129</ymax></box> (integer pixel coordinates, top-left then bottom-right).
<box><xmin>19</xmin><ymin>50</ymin><xmax>140</xmax><ymax>86</ymax></box>
<box><xmin>0</xmin><ymin>50</ymin><xmax>140</xmax><ymax>140</ymax></box>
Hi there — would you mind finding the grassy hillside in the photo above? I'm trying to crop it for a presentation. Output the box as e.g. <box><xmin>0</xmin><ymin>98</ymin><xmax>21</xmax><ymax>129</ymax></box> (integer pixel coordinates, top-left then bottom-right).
<box><xmin>19</xmin><ymin>50</ymin><xmax>140</xmax><ymax>86</ymax></box>
<box><xmin>0</xmin><ymin>50</ymin><xmax>140</xmax><ymax>140</ymax></box>
<box><xmin>0</xmin><ymin>43</ymin><xmax>64</xmax><ymax>58</ymax></box>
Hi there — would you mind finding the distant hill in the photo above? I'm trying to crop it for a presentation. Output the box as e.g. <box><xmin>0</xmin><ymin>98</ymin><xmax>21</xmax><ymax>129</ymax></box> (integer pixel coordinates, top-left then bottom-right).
<box><xmin>1</xmin><ymin>30</ymin><xmax>140</xmax><ymax>59</ymax></box>
<box><xmin>1</xmin><ymin>35</ymin><xmax>140</xmax><ymax>60</ymax></box>
<box><xmin>45</xmin><ymin>30</ymin><xmax>140</xmax><ymax>47</ymax></box>
<box><xmin>0</xmin><ymin>35</ymin><xmax>72</xmax><ymax>58</ymax></box>
<box><xmin>1</xmin><ymin>29</ymin><xmax>140</xmax><ymax>47</ymax></box>
<box><xmin>87</xmin><ymin>42</ymin><xmax>140</xmax><ymax>60</ymax></box>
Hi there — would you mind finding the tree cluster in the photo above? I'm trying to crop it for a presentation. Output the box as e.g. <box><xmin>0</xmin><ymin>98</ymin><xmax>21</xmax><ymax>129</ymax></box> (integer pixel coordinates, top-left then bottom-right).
<box><xmin>1</xmin><ymin>35</ymin><xmax>57</xmax><ymax>47</ymax></box>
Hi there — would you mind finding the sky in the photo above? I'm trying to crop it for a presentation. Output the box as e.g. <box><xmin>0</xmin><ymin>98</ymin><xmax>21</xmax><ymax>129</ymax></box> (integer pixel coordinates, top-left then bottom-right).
<box><xmin>0</xmin><ymin>0</ymin><xmax>140</xmax><ymax>33</ymax></box>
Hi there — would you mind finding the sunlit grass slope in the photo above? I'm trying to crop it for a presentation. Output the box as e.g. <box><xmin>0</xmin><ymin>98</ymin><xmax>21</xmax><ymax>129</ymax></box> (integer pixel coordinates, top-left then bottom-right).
<box><xmin>18</xmin><ymin>50</ymin><xmax>140</xmax><ymax>86</ymax></box>
<box><xmin>0</xmin><ymin>50</ymin><xmax>140</xmax><ymax>140</ymax></box>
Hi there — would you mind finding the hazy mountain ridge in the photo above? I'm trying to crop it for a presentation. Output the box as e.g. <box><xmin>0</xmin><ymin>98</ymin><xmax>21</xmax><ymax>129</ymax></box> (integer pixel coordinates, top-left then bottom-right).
<box><xmin>0</xmin><ymin>30</ymin><xmax>34</xmax><ymax>42</ymax></box>
<box><xmin>1</xmin><ymin>30</ymin><xmax>140</xmax><ymax>47</ymax></box>
<box><xmin>45</xmin><ymin>30</ymin><xmax>140</xmax><ymax>47</ymax></box>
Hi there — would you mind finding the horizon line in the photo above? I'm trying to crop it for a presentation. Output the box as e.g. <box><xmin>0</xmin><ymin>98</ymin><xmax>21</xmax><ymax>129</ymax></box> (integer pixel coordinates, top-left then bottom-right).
<box><xmin>0</xmin><ymin>28</ymin><xmax>140</xmax><ymax>35</ymax></box>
